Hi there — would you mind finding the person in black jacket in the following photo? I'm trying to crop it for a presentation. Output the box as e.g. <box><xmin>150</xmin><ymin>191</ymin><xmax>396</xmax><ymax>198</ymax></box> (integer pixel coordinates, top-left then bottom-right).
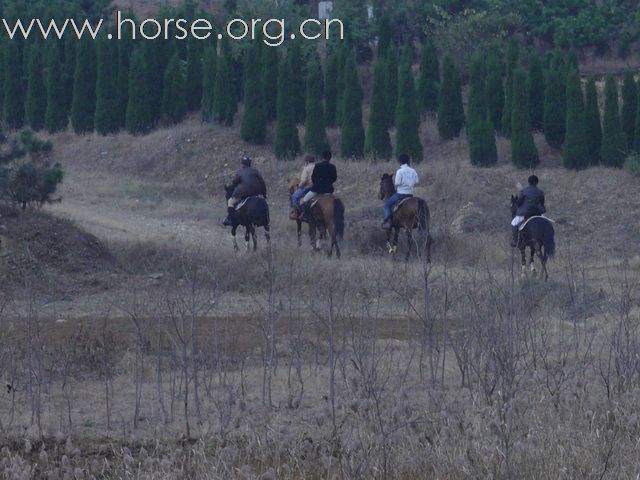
<box><xmin>511</xmin><ymin>175</ymin><xmax>546</xmax><ymax>246</ymax></box>
<box><xmin>223</xmin><ymin>155</ymin><xmax>267</xmax><ymax>226</ymax></box>
<box><xmin>298</xmin><ymin>150</ymin><xmax>337</xmax><ymax>218</ymax></box>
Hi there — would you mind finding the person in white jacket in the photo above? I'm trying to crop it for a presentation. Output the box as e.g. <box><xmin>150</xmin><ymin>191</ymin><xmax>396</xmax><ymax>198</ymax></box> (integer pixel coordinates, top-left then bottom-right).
<box><xmin>382</xmin><ymin>153</ymin><xmax>419</xmax><ymax>230</ymax></box>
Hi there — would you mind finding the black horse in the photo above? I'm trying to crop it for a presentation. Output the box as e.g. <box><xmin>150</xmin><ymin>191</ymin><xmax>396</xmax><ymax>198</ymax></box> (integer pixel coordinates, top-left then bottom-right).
<box><xmin>511</xmin><ymin>195</ymin><xmax>555</xmax><ymax>280</ymax></box>
<box><xmin>225</xmin><ymin>185</ymin><xmax>270</xmax><ymax>251</ymax></box>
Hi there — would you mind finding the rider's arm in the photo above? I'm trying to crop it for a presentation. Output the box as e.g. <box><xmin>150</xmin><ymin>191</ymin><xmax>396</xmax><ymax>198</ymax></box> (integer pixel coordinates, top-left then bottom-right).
<box><xmin>230</xmin><ymin>173</ymin><xmax>242</xmax><ymax>188</ymax></box>
<box><xmin>394</xmin><ymin>170</ymin><xmax>402</xmax><ymax>189</ymax></box>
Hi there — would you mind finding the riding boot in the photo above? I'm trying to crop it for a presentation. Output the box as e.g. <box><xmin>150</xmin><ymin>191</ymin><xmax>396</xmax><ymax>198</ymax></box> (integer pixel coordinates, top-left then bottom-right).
<box><xmin>290</xmin><ymin>207</ymin><xmax>300</xmax><ymax>220</ymax></box>
<box><xmin>510</xmin><ymin>225</ymin><xmax>519</xmax><ymax>247</ymax></box>
<box><xmin>223</xmin><ymin>207</ymin><xmax>236</xmax><ymax>226</ymax></box>
<box><xmin>381</xmin><ymin>217</ymin><xmax>392</xmax><ymax>230</ymax></box>
<box><xmin>300</xmin><ymin>203</ymin><xmax>309</xmax><ymax>222</ymax></box>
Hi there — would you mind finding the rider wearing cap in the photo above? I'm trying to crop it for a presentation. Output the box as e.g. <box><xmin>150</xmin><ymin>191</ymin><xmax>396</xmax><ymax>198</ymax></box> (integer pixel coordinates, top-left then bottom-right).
<box><xmin>511</xmin><ymin>175</ymin><xmax>546</xmax><ymax>246</ymax></box>
<box><xmin>223</xmin><ymin>155</ymin><xmax>267</xmax><ymax>226</ymax></box>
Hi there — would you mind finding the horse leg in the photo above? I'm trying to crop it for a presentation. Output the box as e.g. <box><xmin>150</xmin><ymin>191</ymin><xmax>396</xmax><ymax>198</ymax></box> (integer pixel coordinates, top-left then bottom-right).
<box><xmin>530</xmin><ymin>245</ymin><xmax>537</xmax><ymax>277</ymax></box>
<box><xmin>542</xmin><ymin>253</ymin><xmax>549</xmax><ymax>281</ymax></box>
<box><xmin>309</xmin><ymin>223</ymin><xmax>317</xmax><ymax>251</ymax></box>
<box><xmin>405</xmin><ymin>229</ymin><xmax>412</xmax><ymax>262</ymax></box>
<box><xmin>264</xmin><ymin>224</ymin><xmax>271</xmax><ymax>245</ymax></box>
<box><xmin>232</xmin><ymin>225</ymin><xmax>239</xmax><ymax>252</ymax></box>
<box><xmin>520</xmin><ymin>246</ymin><xmax>527</xmax><ymax>277</ymax></box>
<box><xmin>386</xmin><ymin>229</ymin><xmax>393</xmax><ymax>254</ymax></box>
<box><xmin>296</xmin><ymin>220</ymin><xmax>302</xmax><ymax>247</ymax></box>
<box><xmin>252</xmin><ymin>226</ymin><xmax>258</xmax><ymax>252</ymax></box>
<box><xmin>393</xmin><ymin>228</ymin><xmax>399</xmax><ymax>255</ymax></box>
<box><xmin>244</xmin><ymin>227</ymin><xmax>251</xmax><ymax>252</ymax></box>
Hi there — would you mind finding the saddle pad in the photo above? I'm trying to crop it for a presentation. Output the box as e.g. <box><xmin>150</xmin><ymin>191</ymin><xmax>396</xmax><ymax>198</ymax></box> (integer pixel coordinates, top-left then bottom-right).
<box><xmin>393</xmin><ymin>196</ymin><xmax>414</xmax><ymax>213</ymax></box>
<box><xmin>519</xmin><ymin>215</ymin><xmax>555</xmax><ymax>231</ymax></box>
<box><xmin>235</xmin><ymin>195</ymin><xmax>264</xmax><ymax>210</ymax></box>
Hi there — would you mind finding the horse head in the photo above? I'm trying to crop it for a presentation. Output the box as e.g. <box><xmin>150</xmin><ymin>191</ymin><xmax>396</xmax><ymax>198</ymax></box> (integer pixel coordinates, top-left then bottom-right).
<box><xmin>510</xmin><ymin>195</ymin><xmax>518</xmax><ymax>217</ymax></box>
<box><xmin>379</xmin><ymin>174</ymin><xmax>394</xmax><ymax>200</ymax></box>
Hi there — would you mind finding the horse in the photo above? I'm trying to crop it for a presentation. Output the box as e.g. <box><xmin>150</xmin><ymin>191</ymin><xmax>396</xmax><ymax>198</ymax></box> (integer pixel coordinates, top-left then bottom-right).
<box><xmin>288</xmin><ymin>182</ymin><xmax>344</xmax><ymax>259</ymax></box>
<box><xmin>224</xmin><ymin>185</ymin><xmax>270</xmax><ymax>252</ymax></box>
<box><xmin>379</xmin><ymin>174</ymin><xmax>432</xmax><ymax>262</ymax></box>
<box><xmin>510</xmin><ymin>195</ymin><xmax>555</xmax><ymax>280</ymax></box>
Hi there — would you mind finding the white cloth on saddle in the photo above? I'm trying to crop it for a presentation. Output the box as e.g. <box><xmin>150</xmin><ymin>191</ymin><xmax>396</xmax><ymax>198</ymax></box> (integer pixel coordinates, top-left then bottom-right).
<box><xmin>395</xmin><ymin>164</ymin><xmax>419</xmax><ymax>195</ymax></box>
<box><xmin>511</xmin><ymin>215</ymin><xmax>525</xmax><ymax>227</ymax></box>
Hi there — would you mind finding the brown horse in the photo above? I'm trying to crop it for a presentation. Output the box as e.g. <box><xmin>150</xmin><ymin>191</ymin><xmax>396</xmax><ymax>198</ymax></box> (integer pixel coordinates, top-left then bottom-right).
<box><xmin>379</xmin><ymin>174</ymin><xmax>431</xmax><ymax>261</ymax></box>
<box><xmin>289</xmin><ymin>182</ymin><xmax>344</xmax><ymax>258</ymax></box>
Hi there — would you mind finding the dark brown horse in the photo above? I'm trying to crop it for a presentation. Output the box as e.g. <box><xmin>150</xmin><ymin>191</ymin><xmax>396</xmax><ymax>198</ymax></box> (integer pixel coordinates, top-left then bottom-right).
<box><xmin>511</xmin><ymin>195</ymin><xmax>555</xmax><ymax>280</ymax></box>
<box><xmin>379</xmin><ymin>174</ymin><xmax>431</xmax><ymax>261</ymax></box>
<box><xmin>225</xmin><ymin>185</ymin><xmax>270</xmax><ymax>251</ymax></box>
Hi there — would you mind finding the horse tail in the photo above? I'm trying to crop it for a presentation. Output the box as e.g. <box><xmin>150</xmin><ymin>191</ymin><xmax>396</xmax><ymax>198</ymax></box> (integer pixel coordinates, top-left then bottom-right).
<box><xmin>333</xmin><ymin>198</ymin><xmax>345</xmax><ymax>240</ymax></box>
<box><xmin>543</xmin><ymin>221</ymin><xmax>555</xmax><ymax>258</ymax></box>
<box><xmin>417</xmin><ymin>199</ymin><xmax>429</xmax><ymax>236</ymax></box>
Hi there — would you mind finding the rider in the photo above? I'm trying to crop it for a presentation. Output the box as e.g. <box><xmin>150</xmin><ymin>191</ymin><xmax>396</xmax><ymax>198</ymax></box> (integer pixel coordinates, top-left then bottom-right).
<box><xmin>223</xmin><ymin>155</ymin><xmax>267</xmax><ymax>226</ymax></box>
<box><xmin>290</xmin><ymin>154</ymin><xmax>316</xmax><ymax>220</ymax></box>
<box><xmin>299</xmin><ymin>150</ymin><xmax>337</xmax><ymax>219</ymax></box>
<box><xmin>382</xmin><ymin>153</ymin><xmax>419</xmax><ymax>230</ymax></box>
<box><xmin>511</xmin><ymin>174</ymin><xmax>546</xmax><ymax>247</ymax></box>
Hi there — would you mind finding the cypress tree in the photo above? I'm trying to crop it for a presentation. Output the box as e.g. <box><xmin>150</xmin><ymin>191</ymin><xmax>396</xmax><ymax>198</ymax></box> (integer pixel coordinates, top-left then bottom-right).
<box><xmin>274</xmin><ymin>58</ymin><xmax>300</xmax><ymax>160</ymax></box>
<box><xmin>304</xmin><ymin>54</ymin><xmax>329</xmax><ymax>154</ymax></box>
<box><xmin>384</xmin><ymin>43</ymin><xmax>398</xmax><ymax>127</ymax></box>
<box><xmin>395</xmin><ymin>51</ymin><xmax>423</xmax><ymax>162</ymax></box>
<box><xmin>142</xmin><ymin>41</ymin><xmax>163</xmax><ymax>124</ymax></box>
<box><xmin>261</xmin><ymin>45</ymin><xmax>278</xmax><ymax>122</ymax></box>
<box><xmin>161</xmin><ymin>52</ymin><xmax>187</xmax><ymax>125</ymax></box>
<box><xmin>287</xmin><ymin>41</ymin><xmax>306</xmax><ymax>124</ymax></box>
<box><xmin>185</xmin><ymin>38</ymin><xmax>203</xmax><ymax>112</ymax></box>
<box><xmin>241</xmin><ymin>43</ymin><xmax>266</xmax><ymax>144</ymax></box>
<box><xmin>601</xmin><ymin>75</ymin><xmax>626</xmax><ymax>167</ymax></box>
<box><xmin>417</xmin><ymin>38</ymin><xmax>439</xmax><ymax>115</ymax></box>
<box><xmin>26</xmin><ymin>43</ymin><xmax>46</xmax><ymax>131</ymax></box>
<box><xmin>527</xmin><ymin>51</ymin><xmax>545</xmax><ymax>131</ymax></box>
<box><xmin>116</xmin><ymin>35</ymin><xmax>132</xmax><ymax>127</ymax></box>
<box><xmin>563</xmin><ymin>69</ymin><xmax>588</xmax><ymax>170</ymax></box>
<box><xmin>376</xmin><ymin>14</ymin><xmax>392</xmax><ymax>55</ymax></box>
<box><xmin>335</xmin><ymin>42</ymin><xmax>349</xmax><ymax>125</ymax></box>
<box><xmin>45</xmin><ymin>43</ymin><xmax>68</xmax><ymax>133</ymax></box>
<box><xmin>634</xmin><ymin>83</ymin><xmax>640</xmax><ymax>153</ymax></box>
<box><xmin>584</xmin><ymin>76</ymin><xmax>602</xmax><ymax>165</ymax></box>
<box><xmin>621</xmin><ymin>69</ymin><xmax>637</xmax><ymax>150</ymax></box>
<box><xmin>3</xmin><ymin>41</ymin><xmax>25</xmax><ymax>129</ymax></box>
<box><xmin>213</xmin><ymin>53</ymin><xmax>236</xmax><ymax>125</ymax></box>
<box><xmin>71</xmin><ymin>39</ymin><xmax>97</xmax><ymax>133</ymax></box>
<box><xmin>501</xmin><ymin>40</ymin><xmax>519</xmax><ymax>136</ymax></box>
<box><xmin>365</xmin><ymin>56</ymin><xmax>392</xmax><ymax>160</ymax></box>
<box><xmin>201</xmin><ymin>46</ymin><xmax>216</xmax><ymax>122</ymax></box>
<box><xmin>324</xmin><ymin>48</ymin><xmax>339</xmax><ymax>127</ymax></box>
<box><xmin>437</xmin><ymin>55</ymin><xmax>465</xmax><ymax>140</ymax></box>
<box><xmin>511</xmin><ymin>67</ymin><xmax>539</xmax><ymax>169</ymax></box>
<box><xmin>125</xmin><ymin>49</ymin><xmax>153</xmax><ymax>135</ymax></box>
<box><xmin>94</xmin><ymin>37</ymin><xmax>120</xmax><ymax>135</ymax></box>
<box><xmin>340</xmin><ymin>53</ymin><xmax>365</xmax><ymax>159</ymax></box>
<box><xmin>543</xmin><ymin>50</ymin><xmax>566</xmax><ymax>148</ymax></box>
<box><xmin>485</xmin><ymin>46</ymin><xmax>504</xmax><ymax>131</ymax></box>
<box><xmin>62</xmin><ymin>36</ymin><xmax>76</xmax><ymax>113</ymax></box>
<box><xmin>467</xmin><ymin>52</ymin><xmax>497</xmax><ymax>167</ymax></box>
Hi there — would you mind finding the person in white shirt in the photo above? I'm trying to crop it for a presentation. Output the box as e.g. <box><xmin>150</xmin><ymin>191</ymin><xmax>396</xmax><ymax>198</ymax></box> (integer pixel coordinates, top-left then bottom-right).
<box><xmin>382</xmin><ymin>153</ymin><xmax>419</xmax><ymax>230</ymax></box>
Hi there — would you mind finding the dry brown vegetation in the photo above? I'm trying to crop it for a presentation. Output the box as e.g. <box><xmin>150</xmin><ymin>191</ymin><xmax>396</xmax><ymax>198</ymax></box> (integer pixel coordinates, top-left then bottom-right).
<box><xmin>1</xmin><ymin>115</ymin><xmax>640</xmax><ymax>479</ymax></box>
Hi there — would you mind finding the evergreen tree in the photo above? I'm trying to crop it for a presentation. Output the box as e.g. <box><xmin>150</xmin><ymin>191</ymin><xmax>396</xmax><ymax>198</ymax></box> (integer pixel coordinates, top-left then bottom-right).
<box><xmin>467</xmin><ymin>52</ymin><xmax>497</xmax><ymax>167</ymax></box>
<box><xmin>94</xmin><ymin>37</ymin><xmax>120</xmax><ymax>135</ymax></box>
<box><xmin>526</xmin><ymin>51</ymin><xmax>545</xmax><ymax>130</ymax></box>
<box><xmin>601</xmin><ymin>75</ymin><xmax>626</xmax><ymax>167</ymax></box>
<box><xmin>185</xmin><ymin>38</ymin><xmax>203</xmax><ymax>112</ymax></box>
<box><xmin>45</xmin><ymin>43</ymin><xmax>68</xmax><ymax>133</ymax></box>
<box><xmin>501</xmin><ymin>40</ymin><xmax>519</xmax><ymax>136</ymax></box>
<box><xmin>395</xmin><ymin>51</ymin><xmax>423</xmax><ymax>162</ymax></box>
<box><xmin>437</xmin><ymin>55</ymin><xmax>465</xmax><ymax>140</ymax></box>
<box><xmin>376</xmin><ymin>14</ymin><xmax>392</xmax><ymax>55</ymax></box>
<box><xmin>3</xmin><ymin>41</ymin><xmax>25</xmax><ymax>129</ymax></box>
<box><xmin>213</xmin><ymin>53</ymin><xmax>236</xmax><ymax>125</ymax></box>
<box><xmin>274</xmin><ymin>58</ymin><xmax>300</xmax><ymax>160</ymax></box>
<box><xmin>621</xmin><ymin>69</ymin><xmax>637</xmax><ymax>150</ymax></box>
<box><xmin>634</xmin><ymin>83</ymin><xmax>640</xmax><ymax>153</ymax></box>
<box><xmin>335</xmin><ymin>42</ymin><xmax>349</xmax><ymax>125</ymax></box>
<box><xmin>365</xmin><ymin>56</ymin><xmax>392</xmax><ymax>160</ymax></box>
<box><xmin>543</xmin><ymin>51</ymin><xmax>566</xmax><ymax>148</ymax></box>
<box><xmin>417</xmin><ymin>38</ymin><xmax>439</xmax><ymax>115</ymax></box>
<box><xmin>384</xmin><ymin>43</ymin><xmax>398</xmax><ymax>127</ymax></box>
<box><xmin>116</xmin><ymin>35</ymin><xmax>133</xmax><ymax>127</ymax></box>
<box><xmin>563</xmin><ymin>69</ymin><xmax>588</xmax><ymax>169</ymax></box>
<box><xmin>584</xmin><ymin>76</ymin><xmax>602</xmax><ymax>165</ymax></box>
<box><xmin>287</xmin><ymin>41</ymin><xmax>306</xmax><ymax>124</ymax></box>
<box><xmin>125</xmin><ymin>48</ymin><xmax>153</xmax><ymax>135</ymax></box>
<box><xmin>161</xmin><ymin>52</ymin><xmax>187</xmax><ymax>125</ymax></box>
<box><xmin>141</xmin><ymin>41</ymin><xmax>163</xmax><ymax>124</ymax></box>
<box><xmin>340</xmin><ymin>54</ymin><xmax>365</xmax><ymax>159</ymax></box>
<box><xmin>25</xmin><ymin>43</ymin><xmax>46</xmax><ymax>131</ymax></box>
<box><xmin>511</xmin><ymin>67</ymin><xmax>539</xmax><ymax>169</ymax></box>
<box><xmin>62</xmin><ymin>36</ymin><xmax>76</xmax><ymax>113</ymax></box>
<box><xmin>324</xmin><ymin>48</ymin><xmax>339</xmax><ymax>127</ymax></box>
<box><xmin>241</xmin><ymin>43</ymin><xmax>266</xmax><ymax>144</ymax></box>
<box><xmin>201</xmin><ymin>46</ymin><xmax>216</xmax><ymax>122</ymax></box>
<box><xmin>70</xmin><ymin>39</ymin><xmax>97</xmax><ymax>133</ymax></box>
<box><xmin>485</xmin><ymin>46</ymin><xmax>504</xmax><ymax>131</ymax></box>
<box><xmin>261</xmin><ymin>45</ymin><xmax>278</xmax><ymax>122</ymax></box>
<box><xmin>304</xmin><ymin>54</ymin><xmax>329</xmax><ymax>154</ymax></box>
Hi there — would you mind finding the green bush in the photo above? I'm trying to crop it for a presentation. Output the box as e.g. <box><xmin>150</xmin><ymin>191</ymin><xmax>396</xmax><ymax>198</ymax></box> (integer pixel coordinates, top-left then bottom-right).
<box><xmin>5</xmin><ymin>161</ymin><xmax>64</xmax><ymax>209</ymax></box>
<box><xmin>625</xmin><ymin>153</ymin><xmax>640</xmax><ymax>177</ymax></box>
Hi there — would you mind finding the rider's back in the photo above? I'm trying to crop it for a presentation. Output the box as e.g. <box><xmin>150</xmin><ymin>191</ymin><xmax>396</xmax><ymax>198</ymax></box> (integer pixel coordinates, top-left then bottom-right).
<box><xmin>517</xmin><ymin>185</ymin><xmax>545</xmax><ymax>217</ymax></box>
<box><xmin>311</xmin><ymin>161</ymin><xmax>337</xmax><ymax>194</ymax></box>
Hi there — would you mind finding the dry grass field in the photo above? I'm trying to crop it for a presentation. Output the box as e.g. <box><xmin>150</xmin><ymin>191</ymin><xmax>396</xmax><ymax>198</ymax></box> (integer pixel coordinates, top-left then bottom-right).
<box><xmin>1</xmin><ymin>115</ymin><xmax>640</xmax><ymax>479</ymax></box>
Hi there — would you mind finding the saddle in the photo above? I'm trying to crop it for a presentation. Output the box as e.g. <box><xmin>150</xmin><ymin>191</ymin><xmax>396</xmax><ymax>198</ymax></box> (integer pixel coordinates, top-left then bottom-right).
<box><xmin>518</xmin><ymin>215</ymin><xmax>555</xmax><ymax>231</ymax></box>
<box><xmin>309</xmin><ymin>193</ymin><xmax>333</xmax><ymax>209</ymax></box>
<box><xmin>235</xmin><ymin>195</ymin><xmax>265</xmax><ymax>210</ymax></box>
<box><xmin>393</xmin><ymin>195</ymin><xmax>414</xmax><ymax>214</ymax></box>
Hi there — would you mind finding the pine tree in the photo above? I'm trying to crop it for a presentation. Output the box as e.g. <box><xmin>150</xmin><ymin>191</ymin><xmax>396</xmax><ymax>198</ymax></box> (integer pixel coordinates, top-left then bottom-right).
<box><xmin>95</xmin><ymin>37</ymin><xmax>120</xmax><ymax>135</ymax></box>
<box><xmin>365</xmin><ymin>56</ymin><xmax>392</xmax><ymax>160</ymax></box>
<box><xmin>563</xmin><ymin>69</ymin><xmax>588</xmax><ymax>170</ymax></box>
<box><xmin>304</xmin><ymin>55</ymin><xmax>329</xmax><ymax>154</ymax></box>
<box><xmin>324</xmin><ymin>48</ymin><xmax>339</xmax><ymax>127</ymax></box>
<box><xmin>384</xmin><ymin>43</ymin><xmax>398</xmax><ymax>128</ymax></box>
<box><xmin>584</xmin><ymin>76</ymin><xmax>602</xmax><ymax>165</ymax></box>
<box><xmin>395</xmin><ymin>51</ymin><xmax>423</xmax><ymax>162</ymax></box>
<box><xmin>213</xmin><ymin>53</ymin><xmax>236</xmax><ymax>125</ymax></box>
<box><xmin>527</xmin><ymin>51</ymin><xmax>545</xmax><ymax>131</ymax></box>
<box><xmin>340</xmin><ymin>54</ymin><xmax>365</xmax><ymax>159</ymax></box>
<box><xmin>621</xmin><ymin>69</ymin><xmax>637</xmax><ymax>150</ymax></box>
<box><xmin>241</xmin><ymin>43</ymin><xmax>266</xmax><ymax>144</ymax></box>
<box><xmin>511</xmin><ymin>67</ymin><xmax>539</xmax><ymax>169</ymax></box>
<box><xmin>201</xmin><ymin>46</ymin><xmax>216</xmax><ymax>122</ymax></box>
<box><xmin>287</xmin><ymin>41</ymin><xmax>306</xmax><ymax>124</ymax></box>
<box><xmin>485</xmin><ymin>46</ymin><xmax>504</xmax><ymax>131</ymax></box>
<box><xmin>45</xmin><ymin>43</ymin><xmax>68</xmax><ymax>133</ymax></box>
<box><xmin>261</xmin><ymin>45</ymin><xmax>278</xmax><ymax>122</ymax></box>
<box><xmin>543</xmin><ymin>50</ymin><xmax>566</xmax><ymax>148</ymax></box>
<box><xmin>501</xmin><ymin>40</ymin><xmax>519</xmax><ymax>136</ymax></box>
<box><xmin>185</xmin><ymin>38</ymin><xmax>203</xmax><ymax>112</ymax></box>
<box><xmin>601</xmin><ymin>75</ymin><xmax>626</xmax><ymax>167</ymax></box>
<box><xmin>125</xmin><ymin>49</ymin><xmax>153</xmax><ymax>135</ymax></box>
<box><xmin>437</xmin><ymin>55</ymin><xmax>465</xmax><ymax>140</ymax></box>
<box><xmin>3</xmin><ymin>41</ymin><xmax>25</xmax><ymax>129</ymax></box>
<box><xmin>116</xmin><ymin>35</ymin><xmax>133</xmax><ymax>127</ymax></box>
<box><xmin>62</xmin><ymin>36</ymin><xmax>76</xmax><ymax>113</ymax></box>
<box><xmin>467</xmin><ymin>52</ymin><xmax>497</xmax><ymax>167</ymax></box>
<box><xmin>71</xmin><ymin>39</ymin><xmax>97</xmax><ymax>133</ymax></box>
<box><xmin>417</xmin><ymin>38</ymin><xmax>439</xmax><ymax>115</ymax></box>
<box><xmin>25</xmin><ymin>43</ymin><xmax>46</xmax><ymax>131</ymax></box>
<box><xmin>274</xmin><ymin>58</ymin><xmax>300</xmax><ymax>160</ymax></box>
<box><xmin>161</xmin><ymin>52</ymin><xmax>187</xmax><ymax>125</ymax></box>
